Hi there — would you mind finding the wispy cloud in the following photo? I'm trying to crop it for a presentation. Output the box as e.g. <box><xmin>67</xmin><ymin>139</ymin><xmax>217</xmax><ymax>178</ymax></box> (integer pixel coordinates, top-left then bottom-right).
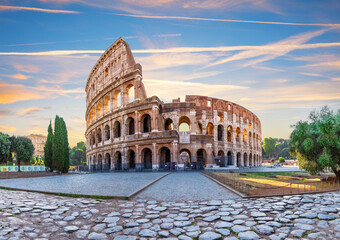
<box><xmin>153</xmin><ymin>33</ymin><xmax>181</xmax><ymax>38</ymax></box>
<box><xmin>0</xmin><ymin>5</ymin><xmax>80</xmax><ymax>14</ymax></box>
<box><xmin>0</xmin><ymin>125</ymin><xmax>16</xmax><ymax>133</ymax></box>
<box><xmin>17</xmin><ymin>107</ymin><xmax>41</xmax><ymax>116</ymax></box>
<box><xmin>8</xmin><ymin>73</ymin><xmax>30</xmax><ymax>80</ymax></box>
<box><xmin>0</xmin><ymin>109</ymin><xmax>13</xmax><ymax>118</ymax></box>
<box><xmin>0</xmin><ymin>42</ymin><xmax>56</xmax><ymax>47</ymax></box>
<box><xmin>13</xmin><ymin>64</ymin><xmax>41</xmax><ymax>74</ymax></box>
<box><xmin>114</xmin><ymin>13</ymin><xmax>340</xmax><ymax>27</ymax></box>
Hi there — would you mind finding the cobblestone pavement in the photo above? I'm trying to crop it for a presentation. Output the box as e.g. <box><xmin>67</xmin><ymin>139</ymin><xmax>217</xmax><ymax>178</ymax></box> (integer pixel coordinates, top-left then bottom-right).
<box><xmin>1</xmin><ymin>189</ymin><xmax>340</xmax><ymax>240</ymax></box>
<box><xmin>134</xmin><ymin>172</ymin><xmax>239</xmax><ymax>201</ymax></box>
<box><xmin>0</xmin><ymin>172</ymin><xmax>168</xmax><ymax>197</ymax></box>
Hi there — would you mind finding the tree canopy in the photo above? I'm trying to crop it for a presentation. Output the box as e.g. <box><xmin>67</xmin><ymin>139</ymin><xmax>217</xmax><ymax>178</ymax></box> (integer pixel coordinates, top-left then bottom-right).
<box><xmin>290</xmin><ymin>106</ymin><xmax>340</xmax><ymax>177</ymax></box>
<box><xmin>70</xmin><ymin>141</ymin><xmax>86</xmax><ymax>166</ymax></box>
<box><xmin>0</xmin><ymin>132</ymin><xmax>11</xmax><ymax>164</ymax></box>
<box><xmin>262</xmin><ymin>137</ymin><xmax>276</xmax><ymax>158</ymax></box>
<box><xmin>44</xmin><ymin>121</ymin><xmax>53</xmax><ymax>171</ymax></box>
<box><xmin>15</xmin><ymin>137</ymin><xmax>34</xmax><ymax>171</ymax></box>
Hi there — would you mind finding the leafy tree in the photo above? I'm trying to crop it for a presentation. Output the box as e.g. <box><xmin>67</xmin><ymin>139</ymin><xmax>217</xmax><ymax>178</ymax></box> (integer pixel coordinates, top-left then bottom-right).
<box><xmin>278</xmin><ymin>157</ymin><xmax>285</xmax><ymax>164</ymax></box>
<box><xmin>262</xmin><ymin>137</ymin><xmax>276</xmax><ymax>158</ymax></box>
<box><xmin>15</xmin><ymin>137</ymin><xmax>34</xmax><ymax>172</ymax></box>
<box><xmin>0</xmin><ymin>132</ymin><xmax>11</xmax><ymax>164</ymax></box>
<box><xmin>44</xmin><ymin>121</ymin><xmax>54</xmax><ymax>171</ymax></box>
<box><xmin>290</xmin><ymin>106</ymin><xmax>340</xmax><ymax>177</ymax></box>
<box><xmin>70</xmin><ymin>141</ymin><xmax>86</xmax><ymax>166</ymax></box>
<box><xmin>52</xmin><ymin>116</ymin><xmax>63</xmax><ymax>172</ymax></box>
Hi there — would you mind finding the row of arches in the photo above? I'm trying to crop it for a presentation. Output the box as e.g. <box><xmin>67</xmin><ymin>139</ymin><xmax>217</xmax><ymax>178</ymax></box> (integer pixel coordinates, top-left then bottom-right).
<box><xmin>88</xmin><ymin>85</ymin><xmax>135</xmax><ymax>126</ymax></box>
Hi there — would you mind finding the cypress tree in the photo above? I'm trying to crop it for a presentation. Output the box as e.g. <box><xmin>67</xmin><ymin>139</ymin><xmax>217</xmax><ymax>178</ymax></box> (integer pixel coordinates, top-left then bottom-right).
<box><xmin>60</xmin><ymin>117</ymin><xmax>70</xmax><ymax>173</ymax></box>
<box><xmin>52</xmin><ymin>116</ymin><xmax>63</xmax><ymax>172</ymax></box>
<box><xmin>44</xmin><ymin>121</ymin><xmax>54</xmax><ymax>172</ymax></box>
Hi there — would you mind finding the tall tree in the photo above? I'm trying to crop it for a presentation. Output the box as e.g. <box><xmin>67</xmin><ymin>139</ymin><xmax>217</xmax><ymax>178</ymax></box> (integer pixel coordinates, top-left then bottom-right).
<box><xmin>52</xmin><ymin>116</ymin><xmax>63</xmax><ymax>172</ymax></box>
<box><xmin>262</xmin><ymin>137</ymin><xmax>276</xmax><ymax>158</ymax></box>
<box><xmin>44</xmin><ymin>121</ymin><xmax>54</xmax><ymax>172</ymax></box>
<box><xmin>15</xmin><ymin>137</ymin><xmax>34</xmax><ymax>172</ymax></box>
<box><xmin>0</xmin><ymin>132</ymin><xmax>11</xmax><ymax>164</ymax></box>
<box><xmin>60</xmin><ymin>117</ymin><xmax>70</xmax><ymax>173</ymax></box>
<box><xmin>290</xmin><ymin>106</ymin><xmax>340</xmax><ymax>177</ymax></box>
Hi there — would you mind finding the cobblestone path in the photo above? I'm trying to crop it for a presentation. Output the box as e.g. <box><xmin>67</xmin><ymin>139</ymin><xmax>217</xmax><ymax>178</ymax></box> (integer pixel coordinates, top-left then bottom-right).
<box><xmin>1</xmin><ymin>189</ymin><xmax>340</xmax><ymax>239</ymax></box>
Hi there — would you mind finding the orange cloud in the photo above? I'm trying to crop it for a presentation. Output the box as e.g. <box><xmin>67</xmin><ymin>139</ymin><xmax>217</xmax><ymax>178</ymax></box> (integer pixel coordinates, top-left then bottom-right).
<box><xmin>0</xmin><ymin>125</ymin><xmax>16</xmax><ymax>133</ymax></box>
<box><xmin>17</xmin><ymin>107</ymin><xmax>41</xmax><ymax>116</ymax></box>
<box><xmin>0</xmin><ymin>82</ymin><xmax>47</xmax><ymax>104</ymax></box>
<box><xmin>9</xmin><ymin>73</ymin><xmax>30</xmax><ymax>80</ymax></box>
<box><xmin>0</xmin><ymin>5</ymin><xmax>79</xmax><ymax>14</ymax></box>
<box><xmin>13</xmin><ymin>64</ymin><xmax>41</xmax><ymax>73</ymax></box>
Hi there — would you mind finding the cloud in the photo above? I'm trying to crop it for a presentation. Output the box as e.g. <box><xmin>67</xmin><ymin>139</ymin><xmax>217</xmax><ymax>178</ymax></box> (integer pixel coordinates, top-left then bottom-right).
<box><xmin>0</xmin><ymin>82</ymin><xmax>47</xmax><ymax>104</ymax></box>
<box><xmin>0</xmin><ymin>109</ymin><xmax>13</xmax><ymax>118</ymax></box>
<box><xmin>0</xmin><ymin>42</ymin><xmax>56</xmax><ymax>47</ymax></box>
<box><xmin>153</xmin><ymin>33</ymin><xmax>181</xmax><ymax>38</ymax></box>
<box><xmin>0</xmin><ymin>5</ymin><xmax>80</xmax><ymax>14</ymax></box>
<box><xmin>0</xmin><ymin>50</ymin><xmax>104</xmax><ymax>56</ymax></box>
<box><xmin>13</xmin><ymin>64</ymin><xmax>41</xmax><ymax>74</ymax></box>
<box><xmin>0</xmin><ymin>125</ymin><xmax>16</xmax><ymax>133</ymax></box>
<box><xmin>9</xmin><ymin>73</ymin><xmax>30</xmax><ymax>80</ymax></box>
<box><xmin>17</xmin><ymin>107</ymin><xmax>41</xmax><ymax>116</ymax></box>
<box><xmin>114</xmin><ymin>13</ymin><xmax>340</xmax><ymax>27</ymax></box>
<box><xmin>298</xmin><ymin>72</ymin><xmax>323</xmax><ymax>77</ymax></box>
<box><xmin>305</xmin><ymin>61</ymin><xmax>340</xmax><ymax>70</ymax></box>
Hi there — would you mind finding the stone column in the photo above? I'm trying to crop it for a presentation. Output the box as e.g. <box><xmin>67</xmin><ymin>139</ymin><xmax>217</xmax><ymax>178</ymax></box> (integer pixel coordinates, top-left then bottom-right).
<box><xmin>152</xmin><ymin>143</ymin><xmax>157</xmax><ymax>170</ymax></box>
<box><xmin>152</xmin><ymin>106</ymin><xmax>159</xmax><ymax>132</ymax></box>
<box><xmin>135</xmin><ymin>111</ymin><xmax>140</xmax><ymax>134</ymax></box>
<box><xmin>136</xmin><ymin>145</ymin><xmax>141</xmax><ymax>171</ymax></box>
<box><xmin>110</xmin><ymin>91</ymin><xmax>113</xmax><ymax>112</ymax></box>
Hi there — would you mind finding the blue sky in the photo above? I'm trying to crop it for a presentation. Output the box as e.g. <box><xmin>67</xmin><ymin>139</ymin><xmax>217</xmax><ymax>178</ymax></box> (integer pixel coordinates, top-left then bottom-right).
<box><xmin>0</xmin><ymin>0</ymin><xmax>339</xmax><ymax>146</ymax></box>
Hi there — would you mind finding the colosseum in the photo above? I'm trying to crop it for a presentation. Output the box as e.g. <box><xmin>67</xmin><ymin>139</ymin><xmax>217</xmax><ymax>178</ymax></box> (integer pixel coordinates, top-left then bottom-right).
<box><xmin>85</xmin><ymin>37</ymin><xmax>262</xmax><ymax>171</ymax></box>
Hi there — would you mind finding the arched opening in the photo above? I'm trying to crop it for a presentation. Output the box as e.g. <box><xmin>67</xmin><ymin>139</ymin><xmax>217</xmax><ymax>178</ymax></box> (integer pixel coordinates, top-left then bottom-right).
<box><xmin>143</xmin><ymin>148</ymin><xmax>152</xmax><ymax>170</ymax></box>
<box><xmin>227</xmin><ymin>151</ymin><xmax>233</xmax><ymax>165</ymax></box>
<box><xmin>98</xmin><ymin>154</ymin><xmax>103</xmax><ymax>171</ymax></box>
<box><xmin>164</xmin><ymin>118</ymin><xmax>173</xmax><ymax>131</ymax></box>
<box><xmin>236</xmin><ymin>127</ymin><xmax>241</xmax><ymax>142</ymax></box>
<box><xmin>217</xmin><ymin>150</ymin><xmax>225</xmax><ymax>167</ymax></box>
<box><xmin>104</xmin><ymin>153</ymin><xmax>111</xmax><ymax>170</ymax></box>
<box><xmin>97</xmin><ymin>129</ymin><xmax>102</xmax><ymax>143</ymax></box>
<box><xmin>249</xmin><ymin>154</ymin><xmax>252</xmax><ymax>167</ymax></box>
<box><xmin>92</xmin><ymin>107</ymin><xmax>96</xmax><ymax>122</ymax></box>
<box><xmin>253</xmin><ymin>134</ymin><xmax>256</xmax><ymax>149</ymax></box>
<box><xmin>127</xmin><ymin>150</ymin><xmax>135</xmax><ymax>169</ymax></box>
<box><xmin>127</xmin><ymin>85</ymin><xmax>135</xmax><ymax>103</ymax></box>
<box><xmin>98</xmin><ymin>102</ymin><xmax>102</xmax><ymax>118</ymax></box>
<box><xmin>244</xmin><ymin>153</ymin><xmax>248</xmax><ymax>167</ymax></box>
<box><xmin>88</xmin><ymin>113</ymin><xmax>92</xmax><ymax>126</ymax></box>
<box><xmin>206</xmin><ymin>122</ymin><xmax>214</xmax><ymax>135</ymax></box>
<box><xmin>217</xmin><ymin>125</ymin><xmax>224</xmax><ymax>141</ymax></box>
<box><xmin>243</xmin><ymin>129</ymin><xmax>247</xmax><ymax>143</ymax></box>
<box><xmin>104</xmin><ymin>96</ymin><xmax>110</xmax><ymax>114</ymax></box>
<box><xmin>248</xmin><ymin>123</ymin><xmax>252</xmax><ymax>130</ymax></box>
<box><xmin>249</xmin><ymin>132</ymin><xmax>252</xmax><ymax>147</ymax></box>
<box><xmin>91</xmin><ymin>133</ymin><xmax>95</xmax><ymax>146</ymax></box>
<box><xmin>141</xmin><ymin>114</ymin><xmax>151</xmax><ymax>133</ymax></box>
<box><xmin>237</xmin><ymin>152</ymin><xmax>241</xmax><ymax>167</ymax></box>
<box><xmin>217</xmin><ymin>113</ymin><xmax>224</xmax><ymax>122</ymax></box>
<box><xmin>159</xmin><ymin>147</ymin><xmax>171</xmax><ymax>170</ymax></box>
<box><xmin>113</xmin><ymin>121</ymin><xmax>121</xmax><ymax>138</ymax></box>
<box><xmin>126</xmin><ymin>117</ymin><xmax>135</xmax><ymax>135</ymax></box>
<box><xmin>227</xmin><ymin>126</ymin><xmax>232</xmax><ymax>142</ymax></box>
<box><xmin>179</xmin><ymin>116</ymin><xmax>190</xmax><ymax>132</ymax></box>
<box><xmin>254</xmin><ymin>154</ymin><xmax>256</xmax><ymax>166</ymax></box>
<box><xmin>180</xmin><ymin>149</ymin><xmax>191</xmax><ymax>168</ymax></box>
<box><xmin>92</xmin><ymin>155</ymin><xmax>96</xmax><ymax>171</ymax></box>
<box><xmin>197</xmin><ymin>149</ymin><xmax>206</xmax><ymax>169</ymax></box>
<box><xmin>198</xmin><ymin>122</ymin><xmax>203</xmax><ymax>134</ymax></box>
<box><xmin>113</xmin><ymin>91</ymin><xmax>121</xmax><ymax>108</ymax></box>
<box><xmin>104</xmin><ymin>125</ymin><xmax>110</xmax><ymax>141</ymax></box>
<box><xmin>114</xmin><ymin>151</ymin><xmax>122</xmax><ymax>170</ymax></box>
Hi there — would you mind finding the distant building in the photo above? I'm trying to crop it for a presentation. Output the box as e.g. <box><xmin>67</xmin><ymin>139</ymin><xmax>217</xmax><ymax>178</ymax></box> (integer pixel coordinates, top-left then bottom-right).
<box><xmin>27</xmin><ymin>134</ymin><xmax>47</xmax><ymax>158</ymax></box>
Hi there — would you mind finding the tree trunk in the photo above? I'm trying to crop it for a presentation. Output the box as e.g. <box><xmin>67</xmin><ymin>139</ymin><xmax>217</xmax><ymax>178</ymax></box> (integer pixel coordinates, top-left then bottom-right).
<box><xmin>18</xmin><ymin>160</ymin><xmax>21</xmax><ymax>172</ymax></box>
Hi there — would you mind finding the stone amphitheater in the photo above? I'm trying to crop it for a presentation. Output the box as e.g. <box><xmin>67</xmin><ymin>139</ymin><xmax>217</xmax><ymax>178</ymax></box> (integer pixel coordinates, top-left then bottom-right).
<box><xmin>85</xmin><ymin>38</ymin><xmax>262</xmax><ymax>171</ymax></box>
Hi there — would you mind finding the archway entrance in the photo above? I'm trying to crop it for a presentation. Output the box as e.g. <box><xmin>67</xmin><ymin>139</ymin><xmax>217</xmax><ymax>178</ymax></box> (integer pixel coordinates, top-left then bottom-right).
<box><xmin>249</xmin><ymin>154</ymin><xmax>252</xmax><ymax>167</ymax></box>
<box><xmin>237</xmin><ymin>152</ymin><xmax>241</xmax><ymax>167</ymax></box>
<box><xmin>180</xmin><ymin>149</ymin><xmax>191</xmax><ymax>169</ymax></box>
<box><xmin>114</xmin><ymin>152</ymin><xmax>122</xmax><ymax>170</ymax></box>
<box><xmin>197</xmin><ymin>149</ymin><xmax>206</xmax><ymax>169</ymax></box>
<box><xmin>217</xmin><ymin>150</ymin><xmax>225</xmax><ymax>167</ymax></box>
<box><xmin>159</xmin><ymin>147</ymin><xmax>171</xmax><ymax>170</ymax></box>
<box><xmin>143</xmin><ymin>148</ymin><xmax>152</xmax><ymax>170</ymax></box>
<box><xmin>127</xmin><ymin>150</ymin><xmax>135</xmax><ymax>170</ymax></box>
<box><xmin>244</xmin><ymin>153</ymin><xmax>248</xmax><ymax>167</ymax></box>
<box><xmin>98</xmin><ymin>154</ymin><xmax>103</xmax><ymax>171</ymax></box>
<box><xmin>227</xmin><ymin>151</ymin><xmax>233</xmax><ymax>166</ymax></box>
<box><xmin>104</xmin><ymin>153</ymin><xmax>111</xmax><ymax>171</ymax></box>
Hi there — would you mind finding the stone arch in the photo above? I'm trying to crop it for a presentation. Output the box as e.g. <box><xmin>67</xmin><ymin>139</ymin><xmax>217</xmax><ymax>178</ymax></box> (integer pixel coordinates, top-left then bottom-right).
<box><xmin>180</xmin><ymin>149</ymin><xmax>191</xmax><ymax>168</ymax></box>
<box><xmin>141</xmin><ymin>114</ymin><xmax>151</xmax><ymax>133</ymax></box>
<box><xmin>227</xmin><ymin>151</ymin><xmax>233</xmax><ymax>165</ymax></box>
<box><xmin>98</xmin><ymin>154</ymin><xmax>103</xmax><ymax>171</ymax></box>
<box><xmin>198</xmin><ymin>122</ymin><xmax>203</xmax><ymax>134</ymax></box>
<box><xmin>126</xmin><ymin>84</ymin><xmax>135</xmax><ymax>103</ymax></box>
<box><xmin>179</xmin><ymin>116</ymin><xmax>190</xmax><ymax>132</ymax></box>
<box><xmin>237</xmin><ymin>152</ymin><xmax>241</xmax><ymax>167</ymax></box>
<box><xmin>104</xmin><ymin>96</ymin><xmax>110</xmax><ymax>114</ymax></box>
<box><xmin>236</xmin><ymin>127</ymin><xmax>241</xmax><ymax>142</ymax></box>
<box><xmin>217</xmin><ymin>150</ymin><xmax>225</xmax><ymax>167</ymax></box>
<box><xmin>227</xmin><ymin>126</ymin><xmax>233</xmax><ymax>142</ymax></box>
<box><xmin>217</xmin><ymin>125</ymin><xmax>224</xmax><ymax>141</ymax></box>
<box><xmin>243</xmin><ymin>129</ymin><xmax>247</xmax><ymax>143</ymax></box>
<box><xmin>113</xmin><ymin>90</ymin><xmax>121</xmax><ymax>108</ymax></box>
<box><xmin>206</xmin><ymin>122</ymin><xmax>214</xmax><ymax>135</ymax></box>
<box><xmin>113</xmin><ymin>121</ymin><xmax>121</xmax><ymax>138</ymax></box>
<box><xmin>97</xmin><ymin>128</ymin><xmax>102</xmax><ymax>143</ymax></box>
<box><xmin>104</xmin><ymin>153</ymin><xmax>111</xmax><ymax>170</ymax></box>
<box><xmin>244</xmin><ymin>152</ymin><xmax>248</xmax><ymax>167</ymax></box>
<box><xmin>159</xmin><ymin>147</ymin><xmax>171</xmax><ymax>170</ymax></box>
<box><xmin>197</xmin><ymin>149</ymin><xmax>207</xmax><ymax>169</ymax></box>
<box><xmin>217</xmin><ymin>113</ymin><xmax>224</xmax><ymax>122</ymax></box>
<box><xmin>104</xmin><ymin>124</ymin><xmax>110</xmax><ymax>141</ymax></box>
<box><xmin>142</xmin><ymin>148</ymin><xmax>152</xmax><ymax>170</ymax></box>
<box><xmin>98</xmin><ymin>101</ymin><xmax>102</xmax><ymax>118</ymax></box>
<box><xmin>91</xmin><ymin>132</ymin><xmax>95</xmax><ymax>146</ymax></box>
<box><xmin>249</xmin><ymin>132</ymin><xmax>252</xmax><ymax>147</ymax></box>
<box><xmin>92</xmin><ymin>155</ymin><xmax>96</xmax><ymax>171</ymax></box>
<box><xmin>92</xmin><ymin>107</ymin><xmax>96</xmax><ymax>122</ymax></box>
<box><xmin>127</xmin><ymin>149</ymin><xmax>135</xmax><ymax>169</ymax></box>
<box><xmin>249</xmin><ymin>153</ymin><xmax>252</xmax><ymax>167</ymax></box>
<box><xmin>126</xmin><ymin>117</ymin><xmax>135</xmax><ymax>135</ymax></box>
<box><xmin>114</xmin><ymin>151</ymin><xmax>122</xmax><ymax>170</ymax></box>
<box><xmin>164</xmin><ymin>118</ymin><xmax>174</xmax><ymax>131</ymax></box>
